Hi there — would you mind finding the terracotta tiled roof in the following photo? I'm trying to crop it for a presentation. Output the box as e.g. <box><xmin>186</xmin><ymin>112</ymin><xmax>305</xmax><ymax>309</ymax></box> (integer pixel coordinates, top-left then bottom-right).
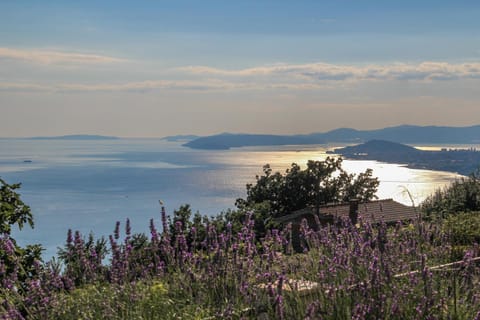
<box><xmin>276</xmin><ymin>199</ymin><xmax>418</xmax><ymax>225</ymax></box>
<box><xmin>320</xmin><ymin>199</ymin><xmax>418</xmax><ymax>223</ymax></box>
<box><xmin>275</xmin><ymin>207</ymin><xmax>314</xmax><ymax>224</ymax></box>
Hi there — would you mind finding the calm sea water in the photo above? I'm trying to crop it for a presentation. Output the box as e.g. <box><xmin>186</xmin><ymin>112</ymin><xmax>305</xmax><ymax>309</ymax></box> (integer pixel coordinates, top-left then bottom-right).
<box><xmin>0</xmin><ymin>138</ymin><xmax>465</xmax><ymax>259</ymax></box>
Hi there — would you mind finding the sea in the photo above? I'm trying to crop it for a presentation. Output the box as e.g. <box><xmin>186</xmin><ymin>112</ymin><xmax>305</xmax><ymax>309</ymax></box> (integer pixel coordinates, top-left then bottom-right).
<box><xmin>0</xmin><ymin>138</ymin><xmax>468</xmax><ymax>260</ymax></box>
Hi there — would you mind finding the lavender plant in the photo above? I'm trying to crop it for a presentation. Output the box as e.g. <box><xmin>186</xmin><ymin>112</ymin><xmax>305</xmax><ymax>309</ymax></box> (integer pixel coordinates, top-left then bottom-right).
<box><xmin>1</xmin><ymin>201</ymin><xmax>480</xmax><ymax>319</ymax></box>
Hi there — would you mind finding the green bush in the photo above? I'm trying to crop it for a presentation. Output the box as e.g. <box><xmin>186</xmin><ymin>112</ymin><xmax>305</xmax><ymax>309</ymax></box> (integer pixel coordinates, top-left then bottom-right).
<box><xmin>443</xmin><ymin>211</ymin><xmax>480</xmax><ymax>245</ymax></box>
<box><xmin>422</xmin><ymin>172</ymin><xmax>480</xmax><ymax>219</ymax></box>
<box><xmin>49</xmin><ymin>281</ymin><xmax>213</xmax><ymax>320</ymax></box>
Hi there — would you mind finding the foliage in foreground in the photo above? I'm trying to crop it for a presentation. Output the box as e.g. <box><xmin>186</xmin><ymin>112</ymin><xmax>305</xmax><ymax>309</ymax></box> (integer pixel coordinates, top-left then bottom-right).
<box><xmin>0</xmin><ymin>178</ymin><xmax>43</xmax><ymax>293</ymax></box>
<box><xmin>2</xmin><ymin>206</ymin><xmax>480</xmax><ymax>319</ymax></box>
<box><xmin>2</xmin><ymin>168</ymin><xmax>480</xmax><ymax>319</ymax></box>
<box><xmin>422</xmin><ymin>171</ymin><xmax>480</xmax><ymax>218</ymax></box>
<box><xmin>443</xmin><ymin>211</ymin><xmax>480</xmax><ymax>246</ymax></box>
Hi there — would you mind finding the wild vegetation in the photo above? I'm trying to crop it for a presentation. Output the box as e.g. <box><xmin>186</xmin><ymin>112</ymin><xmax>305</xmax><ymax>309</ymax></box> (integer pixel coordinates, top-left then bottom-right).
<box><xmin>422</xmin><ymin>171</ymin><xmax>480</xmax><ymax>218</ymax></box>
<box><xmin>1</xmin><ymin>160</ymin><xmax>480</xmax><ymax>319</ymax></box>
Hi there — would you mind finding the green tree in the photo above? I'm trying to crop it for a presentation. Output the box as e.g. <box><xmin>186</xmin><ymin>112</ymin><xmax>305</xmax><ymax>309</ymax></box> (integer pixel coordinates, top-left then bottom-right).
<box><xmin>236</xmin><ymin>158</ymin><xmax>379</xmax><ymax>218</ymax></box>
<box><xmin>0</xmin><ymin>178</ymin><xmax>43</xmax><ymax>288</ymax></box>
<box><xmin>0</xmin><ymin>178</ymin><xmax>34</xmax><ymax>235</ymax></box>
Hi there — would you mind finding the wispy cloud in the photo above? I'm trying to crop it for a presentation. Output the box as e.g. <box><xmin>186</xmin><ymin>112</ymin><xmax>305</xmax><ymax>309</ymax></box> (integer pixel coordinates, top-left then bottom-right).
<box><xmin>0</xmin><ymin>79</ymin><xmax>338</xmax><ymax>93</ymax></box>
<box><xmin>179</xmin><ymin>61</ymin><xmax>480</xmax><ymax>82</ymax></box>
<box><xmin>2</xmin><ymin>61</ymin><xmax>480</xmax><ymax>94</ymax></box>
<box><xmin>0</xmin><ymin>80</ymin><xmax>240</xmax><ymax>93</ymax></box>
<box><xmin>0</xmin><ymin>82</ymin><xmax>51</xmax><ymax>92</ymax></box>
<box><xmin>0</xmin><ymin>47</ymin><xmax>125</xmax><ymax>65</ymax></box>
<box><xmin>55</xmin><ymin>80</ymin><xmax>237</xmax><ymax>92</ymax></box>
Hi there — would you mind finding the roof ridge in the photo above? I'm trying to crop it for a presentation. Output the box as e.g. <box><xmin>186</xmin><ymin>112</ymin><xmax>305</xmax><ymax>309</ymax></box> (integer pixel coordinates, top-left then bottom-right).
<box><xmin>320</xmin><ymin>198</ymin><xmax>395</xmax><ymax>208</ymax></box>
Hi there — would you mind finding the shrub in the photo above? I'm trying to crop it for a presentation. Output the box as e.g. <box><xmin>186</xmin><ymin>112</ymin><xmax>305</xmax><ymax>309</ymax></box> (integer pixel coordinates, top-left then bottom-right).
<box><xmin>443</xmin><ymin>211</ymin><xmax>480</xmax><ymax>245</ymax></box>
<box><xmin>422</xmin><ymin>172</ymin><xmax>480</xmax><ymax>219</ymax></box>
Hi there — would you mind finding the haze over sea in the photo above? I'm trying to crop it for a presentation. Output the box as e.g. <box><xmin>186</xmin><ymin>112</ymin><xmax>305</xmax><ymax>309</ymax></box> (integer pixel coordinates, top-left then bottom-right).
<box><xmin>0</xmin><ymin>138</ymin><xmax>467</xmax><ymax>259</ymax></box>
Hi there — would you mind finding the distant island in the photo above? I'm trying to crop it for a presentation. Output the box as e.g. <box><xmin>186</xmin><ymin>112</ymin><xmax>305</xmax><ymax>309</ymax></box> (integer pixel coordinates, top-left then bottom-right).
<box><xmin>183</xmin><ymin>125</ymin><xmax>480</xmax><ymax>150</ymax></box>
<box><xmin>29</xmin><ymin>135</ymin><xmax>119</xmax><ymax>140</ymax></box>
<box><xmin>183</xmin><ymin>133</ymin><xmax>326</xmax><ymax>150</ymax></box>
<box><xmin>161</xmin><ymin>135</ymin><xmax>200</xmax><ymax>142</ymax></box>
<box><xmin>329</xmin><ymin>140</ymin><xmax>480</xmax><ymax>175</ymax></box>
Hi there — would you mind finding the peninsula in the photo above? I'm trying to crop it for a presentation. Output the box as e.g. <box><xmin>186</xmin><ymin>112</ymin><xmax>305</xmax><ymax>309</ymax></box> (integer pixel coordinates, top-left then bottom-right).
<box><xmin>329</xmin><ymin>140</ymin><xmax>480</xmax><ymax>176</ymax></box>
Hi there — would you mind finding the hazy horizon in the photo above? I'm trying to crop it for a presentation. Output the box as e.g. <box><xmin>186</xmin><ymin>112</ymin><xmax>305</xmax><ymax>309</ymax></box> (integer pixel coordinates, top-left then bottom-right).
<box><xmin>2</xmin><ymin>1</ymin><xmax>480</xmax><ymax>137</ymax></box>
<box><xmin>2</xmin><ymin>123</ymin><xmax>480</xmax><ymax>140</ymax></box>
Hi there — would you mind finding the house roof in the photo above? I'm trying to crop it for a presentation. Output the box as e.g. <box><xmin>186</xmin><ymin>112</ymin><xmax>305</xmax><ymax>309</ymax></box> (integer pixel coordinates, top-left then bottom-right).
<box><xmin>274</xmin><ymin>207</ymin><xmax>314</xmax><ymax>224</ymax></box>
<box><xmin>275</xmin><ymin>199</ymin><xmax>418</xmax><ymax>225</ymax></box>
<box><xmin>320</xmin><ymin>199</ymin><xmax>418</xmax><ymax>223</ymax></box>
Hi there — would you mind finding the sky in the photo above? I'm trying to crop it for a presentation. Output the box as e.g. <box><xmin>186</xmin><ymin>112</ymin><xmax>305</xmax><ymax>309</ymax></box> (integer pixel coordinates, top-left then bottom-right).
<box><xmin>1</xmin><ymin>0</ymin><xmax>480</xmax><ymax>137</ymax></box>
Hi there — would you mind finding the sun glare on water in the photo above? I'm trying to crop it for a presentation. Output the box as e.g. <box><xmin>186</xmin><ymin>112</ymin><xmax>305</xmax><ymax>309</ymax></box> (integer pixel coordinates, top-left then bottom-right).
<box><xmin>210</xmin><ymin>145</ymin><xmax>463</xmax><ymax>207</ymax></box>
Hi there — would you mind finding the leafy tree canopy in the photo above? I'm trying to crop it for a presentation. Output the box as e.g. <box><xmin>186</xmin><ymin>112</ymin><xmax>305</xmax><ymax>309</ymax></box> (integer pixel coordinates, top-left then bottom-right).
<box><xmin>0</xmin><ymin>178</ymin><xmax>34</xmax><ymax>235</ymax></box>
<box><xmin>1</xmin><ymin>178</ymin><xmax>43</xmax><ymax>288</ymax></box>
<box><xmin>236</xmin><ymin>157</ymin><xmax>379</xmax><ymax>218</ymax></box>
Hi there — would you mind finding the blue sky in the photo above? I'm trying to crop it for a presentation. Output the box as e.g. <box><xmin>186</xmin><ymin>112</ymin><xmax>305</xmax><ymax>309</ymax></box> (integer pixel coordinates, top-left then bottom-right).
<box><xmin>1</xmin><ymin>1</ymin><xmax>480</xmax><ymax>137</ymax></box>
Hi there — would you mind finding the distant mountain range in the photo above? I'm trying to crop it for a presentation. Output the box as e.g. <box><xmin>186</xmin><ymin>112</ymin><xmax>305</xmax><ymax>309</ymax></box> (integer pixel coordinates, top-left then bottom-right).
<box><xmin>29</xmin><ymin>135</ymin><xmax>119</xmax><ymax>140</ymax></box>
<box><xmin>183</xmin><ymin>125</ymin><xmax>480</xmax><ymax>150</ymax></box>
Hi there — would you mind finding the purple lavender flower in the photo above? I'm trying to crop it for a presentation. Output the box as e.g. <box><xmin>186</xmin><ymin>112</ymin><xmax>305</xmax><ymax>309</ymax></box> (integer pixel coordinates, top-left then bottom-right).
<box><xmin>114</xmin><ymin>221</ymin><xmax>120</xmax><ymax>240</ymax></box>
